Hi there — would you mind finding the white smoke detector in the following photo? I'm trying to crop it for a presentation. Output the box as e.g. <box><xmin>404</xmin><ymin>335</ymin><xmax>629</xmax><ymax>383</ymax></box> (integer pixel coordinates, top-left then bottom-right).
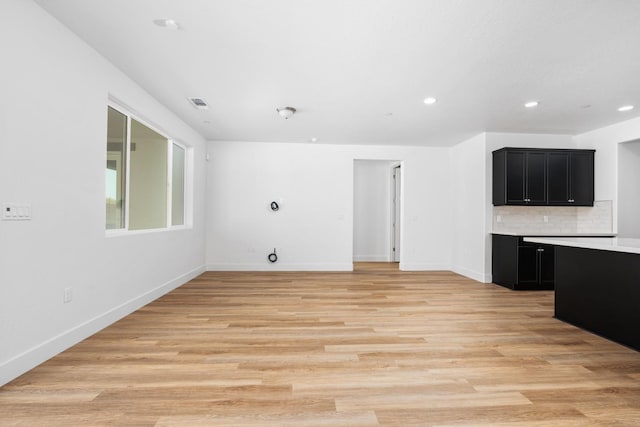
<box><xmin>276</xmin><ymin>106</ymin><xmax>296</xmax><ymax>119</ymax></box>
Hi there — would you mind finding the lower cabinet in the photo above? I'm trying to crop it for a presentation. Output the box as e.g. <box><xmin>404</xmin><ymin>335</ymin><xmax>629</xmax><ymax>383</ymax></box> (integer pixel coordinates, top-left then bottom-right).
<box><xmin>492</xmin><ymin>234</ymin><xmax>555</xmax><ymax>290</ymax></box>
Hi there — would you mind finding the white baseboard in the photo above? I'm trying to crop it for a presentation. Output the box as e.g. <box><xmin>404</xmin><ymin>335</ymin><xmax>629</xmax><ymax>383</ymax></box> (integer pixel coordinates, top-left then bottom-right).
<box><xmin>399</xmin><ymin>263</ymin><xmax>451</xmax><ymax>271</ymax></box>
<box><xmin>206</xmin><ymin>263</ymin><xmax>353</xmax><ymax>272</ymax></box>
<box><xmin>0</xmin><ymin>265</ymin><xmax>205</xmax><ymax>387</ymax></box>
<box><xmin>452</xmin><ymin>265</ymin><xmax>490</xmax><ymax>283</ymax></box>
<box><xmin>353</xmin><ymin>255</ymin><xmax>392</xmax><ymax>262</ymax></box>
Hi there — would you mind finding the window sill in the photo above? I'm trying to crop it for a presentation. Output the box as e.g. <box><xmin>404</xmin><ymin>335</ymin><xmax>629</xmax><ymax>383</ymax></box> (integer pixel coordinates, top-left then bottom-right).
<box><xmin>106</xmin><ymin>225</ymin><xmax>191</xmax><ymax>238</ymax></box>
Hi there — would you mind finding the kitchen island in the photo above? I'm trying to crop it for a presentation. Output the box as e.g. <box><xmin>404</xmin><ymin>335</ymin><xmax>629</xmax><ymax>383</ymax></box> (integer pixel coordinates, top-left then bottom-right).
<box><xmin>524</xmin><ymin>236</ymin><xmax>640</xmax><ymax>351</ymax></box>
<box><xmin>491</xmin><ymin>233</ymin><xmax>615</xmax><ymax>290</ymax></box>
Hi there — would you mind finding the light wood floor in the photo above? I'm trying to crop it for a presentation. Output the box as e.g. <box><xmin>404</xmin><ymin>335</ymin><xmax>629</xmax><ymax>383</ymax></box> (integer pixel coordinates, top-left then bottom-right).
<box><xmin>2</xmin><ymin>263</ymin><xmax>639</xmax><ymax>426</ymax></box>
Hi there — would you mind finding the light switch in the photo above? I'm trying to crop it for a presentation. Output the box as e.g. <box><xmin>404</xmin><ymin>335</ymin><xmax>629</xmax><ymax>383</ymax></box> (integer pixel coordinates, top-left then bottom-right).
<box><xmin>2</xmin><ymin>203</ymin><xmax>32</xmax><ymax>220</ymax></box>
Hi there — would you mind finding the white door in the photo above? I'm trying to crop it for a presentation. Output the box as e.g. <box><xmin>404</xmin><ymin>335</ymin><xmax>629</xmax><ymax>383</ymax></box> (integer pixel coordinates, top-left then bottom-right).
<box><xmin>392</xmin><ymin>165</ymin><xmax>401</xmax><ymax>262</ymax></box>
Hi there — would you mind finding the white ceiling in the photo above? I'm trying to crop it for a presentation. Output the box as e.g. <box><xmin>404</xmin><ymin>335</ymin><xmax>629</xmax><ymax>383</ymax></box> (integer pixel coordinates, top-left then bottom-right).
<box><xmin>35</xmin><ymin>0</ymin><xmax>640</xmax><ymax>146</ymax></box>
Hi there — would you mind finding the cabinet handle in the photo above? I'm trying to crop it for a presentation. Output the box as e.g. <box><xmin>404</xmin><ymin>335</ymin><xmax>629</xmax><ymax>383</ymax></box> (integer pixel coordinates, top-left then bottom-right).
<box><xmin>568</xmin><ymin>199</ymin><xmax>575</xmax><ymax>203</ymax></box>
<box><xmin>537</xmin><ymin>248</ymin><xmax>544</xmax><ymax>252</ymax></box>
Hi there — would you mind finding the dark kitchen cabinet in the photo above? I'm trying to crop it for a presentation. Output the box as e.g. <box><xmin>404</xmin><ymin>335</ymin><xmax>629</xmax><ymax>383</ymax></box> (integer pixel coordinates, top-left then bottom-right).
<box><xmin>493</xmin><ymin>148</ymin><xmax>594</xmax><ymax>206</ymax></box>
<box><xmin>502</xmin><ymin>150</ymin><xmax>546</xmax><ymax>205</ymax></box>
<box><xmin>492</xmin><ymin>234</ymin><xmax>554</xmax><ymax>290</ymax></box>
<box><xmin>547</xmin><ymin>151</ymin><xmax>594</xmax><ymax>206</ymax></box>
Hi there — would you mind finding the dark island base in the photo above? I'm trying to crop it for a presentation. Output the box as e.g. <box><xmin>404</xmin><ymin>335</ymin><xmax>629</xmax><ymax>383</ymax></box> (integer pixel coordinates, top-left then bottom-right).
<box><xmin>497</xmin><ymin>282</ymin><xmax>554</xmax><ymax>291</ymax></box>
<box><xmin>555</xmin><ymin>246</ymin><xmax>640</xmax><ymax>352</ymax></box>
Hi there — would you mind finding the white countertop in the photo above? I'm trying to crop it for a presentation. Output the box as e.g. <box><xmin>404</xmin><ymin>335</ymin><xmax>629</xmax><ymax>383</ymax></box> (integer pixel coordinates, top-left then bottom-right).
<box><xmin>523</xmin><ymin>236</ymin><xmax>640</xmax><ymax>255</ymax></box>
<box><xmin>492</xmin><ymin>232</ymin><xmax>616</xmax><ymax>237</ymax></box>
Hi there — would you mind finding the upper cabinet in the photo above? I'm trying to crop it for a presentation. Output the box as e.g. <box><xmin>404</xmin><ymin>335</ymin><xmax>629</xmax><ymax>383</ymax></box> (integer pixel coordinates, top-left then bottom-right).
<box><xmin>502</xmin><ymin>150</ymin><xmax>547</xmax><ymax>205</ymax></box>
<box><xmin>493</xmin><ymin>148</ymin><xmax>594</xmax><ymax>206</ymax></box>
<box><xmin>547</xmin><ymin>151</ymin><xmax>595</xmax><ymax>206</ymax></box>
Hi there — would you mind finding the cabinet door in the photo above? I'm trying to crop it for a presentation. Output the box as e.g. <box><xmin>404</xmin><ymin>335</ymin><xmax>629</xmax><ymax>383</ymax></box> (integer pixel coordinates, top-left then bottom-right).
<box><xmin>505</xmin><ymin>151</ymin><xmax>526</xmax><ymax>204</ymax></box>
<box><xmin>570</xmin><ymin>151</ymin><xmax>594</xmax><ymax>206</ymax></box>
<box><xmin>492</xmin><ymin>151</ymin><xmax>507</xmax><ymax>205</ymax></box>
<box><xmin>525</xmin><ymin>152</ymin><xmax>547</xmax><ymax>204</ymax></box>
<box><xmin>492</xmin><ymin>234</ymin><xmax>519</xmax><ymax>287</ymax></box>
<box><xmin>517</xmin><ymin>245</ymin><xmax>539</xmax><ymax>284</ymax></box>
<box><xmin>547</xmin><ymin>152</ymin><xmax>570</xmax><ymax>204</ymax></box>
<box><xmin>539</xmin><ymin>245</ymin><xmax>555</xmax><ymax>286</ymax></box>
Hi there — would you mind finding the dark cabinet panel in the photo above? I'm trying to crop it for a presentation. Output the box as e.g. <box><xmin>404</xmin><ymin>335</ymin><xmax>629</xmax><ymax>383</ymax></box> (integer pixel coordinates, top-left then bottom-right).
<box><xmin>539</xmin><ymin>245</ymin><xmax>555</xmax><ymax>286</ymax></box>
<box><xmin>526</xmin><ymin>152</ymin><xmax>547</xmax><ymax>204</ymax></box>
<box><xmin>570</xmin><ymin>151</ymin><xmax>595</xmax><ymax>205</ymax></box>
<box><xmin>516</xmin><ymin>245</ymin><xmax>539</xmax><ymax>284</ymax></box>
<box><xmin>491</xmin><ymin>234</ymin><xmax>518</xmax><ymax>285</ymax></box>
<box><xmin>492</xmin><ymin>234</ymin><xmax>555</xmax><ymax>290</ymax></box>
<box><xmin>505</xmin><ymin>151</ymin><xmax>525</xmax><ymax>203</ymax></box>
<box><xmin>547</xmin><ymin>152</ymin><xmax>570</xmax><ymax>204</ymax></box>
<box><xmin>493</xmin><ymin>148</ymin><xmax>594</xmax><ymax>206</ymax></box>
<box><xmin>555</xmin><ymin>246</ymin><xmax>640</xmax><ymax>351</ymax></box>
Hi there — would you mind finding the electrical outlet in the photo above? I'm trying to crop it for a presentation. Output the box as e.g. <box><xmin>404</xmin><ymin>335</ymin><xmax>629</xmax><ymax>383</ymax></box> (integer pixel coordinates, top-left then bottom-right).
<box><xmin>63</xmin><ymin>287</ymin><xmax>72</xmax><ymax>303</ymax></box>
<box><xmin>543</xmin><ymin>215</ymin><xmax>549</xmax><ymax>223</ymax></box>
<box><xmin>496</xmin><ymin>215</ymin><xmax>502</xmax><ymax>223</ymax></box>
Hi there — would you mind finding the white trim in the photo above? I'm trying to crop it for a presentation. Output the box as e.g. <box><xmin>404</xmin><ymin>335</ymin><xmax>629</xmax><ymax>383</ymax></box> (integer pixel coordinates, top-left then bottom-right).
<box><xmin>399</xmin><ymin>263</ymin><xmax>452</xmax><ymax>271</ymax></box>
<box><xmin>206</xmin><ymin>263</ymin><xmax>353</xmax><ymax>272</ymax></box>
<box><xmin>0</xmin><ymin>265</ymin><xmax>205</xmax><ymax>387</ymax></box>
<box><xmin>166</xmin><ymin>139</ymin><xmax>173</xmax><ymax>227</ymax></box>
<box><xmin>452</xmin><ymin>265</ymin><xmax>490</xmax><ymax>283</ymax></box>
<box><xmin>390</xmin><ymin>163</ymin><xmax>402</xmax><ymax>262</ymax></box>
<box><xmin>184</xmin><ymin>145</ymin><xmax>195</xmax><ymax>228</ymax></box>
<box><xmin>170</xmin><ymin>141</ymin><xmax>188</xmax><ymax>227</ymax></box>
<box><xmin>108</xmin><ymin>97</ymin><xmax>173</xmax><ymax>142</ymax></box>
<box><xmin>353</xmin><ymin>255</ymin><xmax>391</xmax><ymax>262</ymax></box>
<box><xmin>105</xmin><ymin>224</ymin><xmax>189</xmax><ymax>238</ymax></box>
<box><xmin>124</xmin><ymin>114</ymin><xmax>131</xmax><ymax>230</ymax></box>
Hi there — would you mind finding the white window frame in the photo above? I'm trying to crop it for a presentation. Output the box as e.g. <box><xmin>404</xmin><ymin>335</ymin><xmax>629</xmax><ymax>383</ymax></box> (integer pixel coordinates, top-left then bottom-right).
<box><xmin>106</xmin><ymin>101</ymin><xmax>192</xmax><ymax>236</ymax></box>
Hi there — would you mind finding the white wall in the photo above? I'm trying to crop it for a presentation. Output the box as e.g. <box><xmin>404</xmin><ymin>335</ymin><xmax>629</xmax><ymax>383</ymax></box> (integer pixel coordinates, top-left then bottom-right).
<box><xmin>574</xmin><ymin>116</ymin><xmax>640</xmax><ymax>233</ymax></box>
<box><xmin>206</xmin><ymin>141</ymin><xmax>452</xmax><ymax>271</ymax></box>
<box><xmin>0</xmin><ymin>0</ymin><xmax>207</xmax><ymax>386</ymax></box>
<box><xmin>485</xmin><ymin>133</ymin><xmax>577</xmax><ymax>152</ymax></box>
<box><xmin>618</xmin><ymin>141</ymin><xmax>640</xmax><ymax>237</ymax></box>
<box><xmin>353</xmin><ymin>160</ymin><xmax>397</xmax><ymax>262</ymax></box>
<box><xmin>451</xmin><ymin>134</ymin><xmax>488</xmax><ymax>282</ymax></box>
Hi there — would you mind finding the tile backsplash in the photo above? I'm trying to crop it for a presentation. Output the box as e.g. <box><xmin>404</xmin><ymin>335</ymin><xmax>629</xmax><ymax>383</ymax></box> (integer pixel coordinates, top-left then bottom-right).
<box><xmin>493</xmin><ymin>200</ymin><xmax>613</xmax><ymax>234</ymax></box>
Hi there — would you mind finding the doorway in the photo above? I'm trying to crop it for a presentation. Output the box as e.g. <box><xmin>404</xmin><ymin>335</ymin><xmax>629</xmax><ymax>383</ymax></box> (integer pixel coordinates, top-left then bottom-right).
<box><xmin>391</xmin><ymin>164</ymin><xmax>401</xmax><ymax>262</ymax></box>
<box><xmin>353</xmin><ymin>159</ymin><xmax>402</xmax><ymax>267</ymax></box>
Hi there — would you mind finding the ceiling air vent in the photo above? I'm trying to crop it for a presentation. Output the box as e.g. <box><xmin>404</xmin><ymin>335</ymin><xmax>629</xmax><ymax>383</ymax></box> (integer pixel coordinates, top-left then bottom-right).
<box><xmin>188</xmin><ymin>97</ymin><xmax>209</xmax><ymax>110</ymax></box>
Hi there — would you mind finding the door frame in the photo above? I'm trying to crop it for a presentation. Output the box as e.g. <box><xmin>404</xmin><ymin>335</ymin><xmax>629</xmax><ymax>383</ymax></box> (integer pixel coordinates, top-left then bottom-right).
<box><xmin>390</xmin><ymin>163</ymin><xmax>402</xmax><ymax>262</ymax></box>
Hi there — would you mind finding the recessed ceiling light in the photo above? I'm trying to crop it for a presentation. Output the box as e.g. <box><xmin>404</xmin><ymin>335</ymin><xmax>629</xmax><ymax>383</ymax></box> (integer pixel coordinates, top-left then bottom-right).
<box><xmin>384</xmin><ymin>112</ymin><xmax>393</xmax><ymax>117</ymax></box>
<box><xmin>524</xmin><ymin>101</ymin><xmax>539</xmax><ymax>108</ymax></box>
<box><xmin>618</xmin><ymin>105</ymin><xmax>634</xmax><ymax>112</ymax></box>
<box><xmin>310</xmin><ymin>137</ymin><xmax>318</xmax><ymax>143</ymax></box>
<box><xmin>423</xmin><ymin>97</ymin><xmax>437</xmax><ymax>105</ymax></box>
<box><xmin>153</xmin><ymin>19</ymin><xmax>180</xmax><ymax>30</ymax></box>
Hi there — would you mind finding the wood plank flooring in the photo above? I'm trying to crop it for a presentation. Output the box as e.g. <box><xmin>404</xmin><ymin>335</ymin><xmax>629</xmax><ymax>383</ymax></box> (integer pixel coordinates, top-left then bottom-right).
<box><xmin>2</xmin><ymin>263</ymin><xmax>639</xmax><ymax>426</ymax></box>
